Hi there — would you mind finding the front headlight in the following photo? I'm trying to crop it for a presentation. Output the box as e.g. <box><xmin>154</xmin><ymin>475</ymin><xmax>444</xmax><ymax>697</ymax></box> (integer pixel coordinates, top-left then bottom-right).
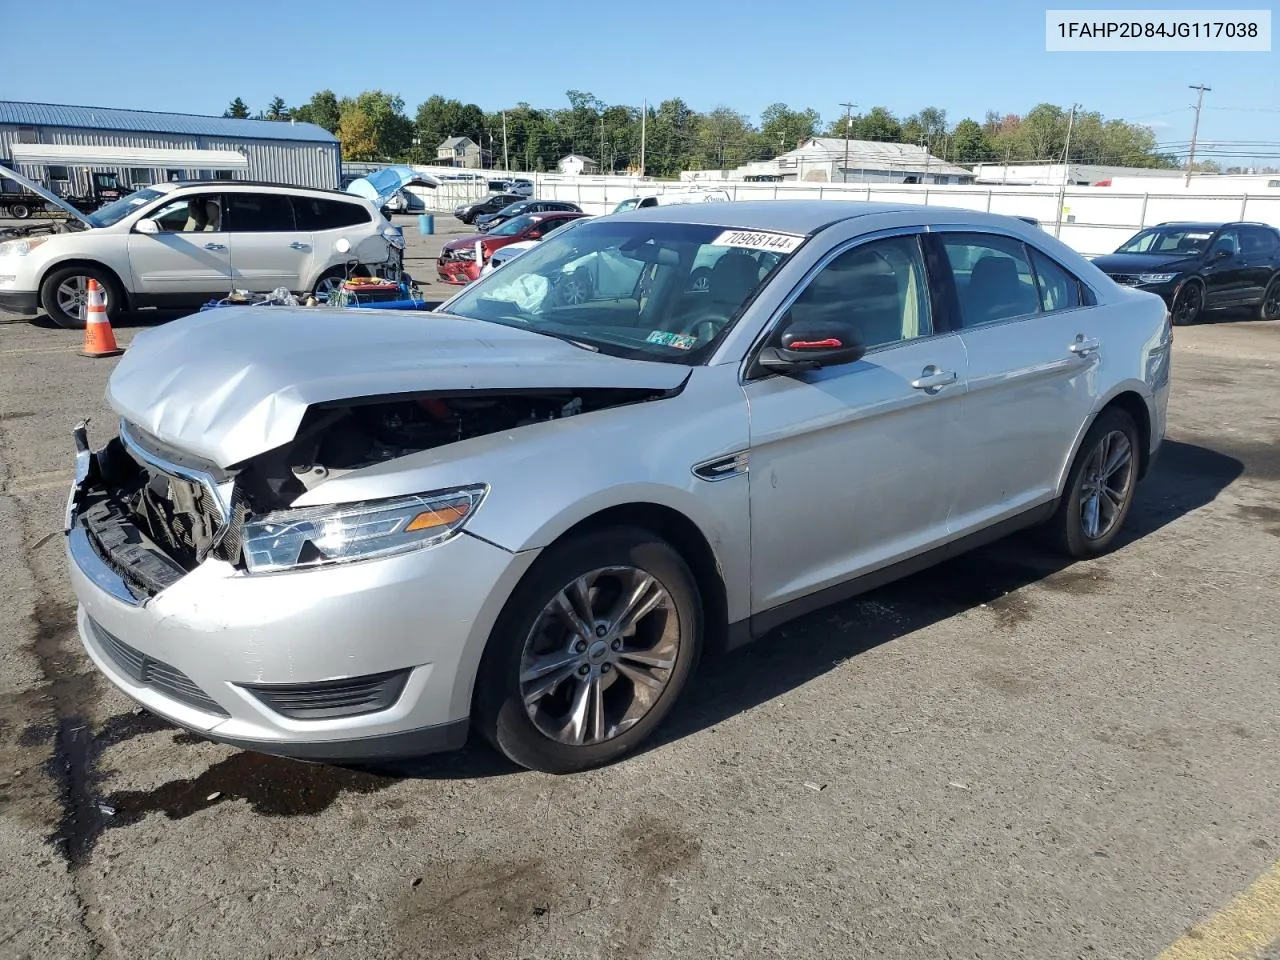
<box><xmin>1138</xmin><ymin>273</ymin><xmax>1178</xmax><ymax>284</ymax></box>
<box><xmin>454</xmin><ymin>247</ymin><xmax>475</xmax><ymax>260</ymax></box>
<box><xmin>241</xmin><ymin>486</ymin><xmax>487</xmax><ymax>574</ymax></box>
<box><xmin>0</xmin><ymin>236</ymin><xmax>50</xmax><ymax>257</ymax></box>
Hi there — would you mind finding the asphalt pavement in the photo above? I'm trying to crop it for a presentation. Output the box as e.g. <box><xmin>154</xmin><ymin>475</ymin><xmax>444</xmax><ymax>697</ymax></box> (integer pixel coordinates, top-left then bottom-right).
<box><xmin>0</xmin><ymin>239</ymin><xmax>1277</xmax><ymax>960</ymax></box>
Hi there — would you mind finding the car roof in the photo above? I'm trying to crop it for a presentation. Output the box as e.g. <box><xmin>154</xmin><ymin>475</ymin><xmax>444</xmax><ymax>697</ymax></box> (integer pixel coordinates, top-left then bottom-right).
<box><xmin>611</xmin><ymin>200</ymin><xmax>1047</xmax><ymax>235</ymax></box>
<box><xmin>167</xmin><ymin>180</ymin><xmax>371</xmax><ymax>201</ymax></box>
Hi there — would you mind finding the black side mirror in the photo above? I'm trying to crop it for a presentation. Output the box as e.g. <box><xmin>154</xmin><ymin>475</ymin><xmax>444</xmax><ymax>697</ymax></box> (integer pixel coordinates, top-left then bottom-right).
<box><xmin>754</xmin><ymin>320</ymin><xmax>866</xmax><ymax>376</ymax></box>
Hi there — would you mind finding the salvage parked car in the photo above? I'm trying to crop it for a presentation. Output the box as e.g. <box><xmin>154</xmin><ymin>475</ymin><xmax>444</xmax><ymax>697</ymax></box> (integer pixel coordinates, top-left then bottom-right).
<box><xmin>480</xmin><ymin>216</ymin><xmax>596</xmax><ymax>277</ymax></box>
<box><xmin>454</xmin><ymin>193</ymin><xmax>523</xmax><ymax>224</ymax></box>
<box><xmin>65</xmin><ymin>201</ymin><xmax>1170</xmax><ymax>774</ymax></box>
<box><xmin>1091</xmin><ymin>221</ymin><xmax>1280</xmax><ymax>325</ymax></box>
<box><xmin>474</xmin><ymin>199</ymin><xmax>582</xmax><ymax>232</ymax></box>
<box><xmin>0</xmin><ymin>168</ymin><xmax>394</xmax><ymax>327</ymax></box>
<box><xmin>436</xmin><ymin>211</ymin><xmax>586</xmax><ymax>284</ymax></box>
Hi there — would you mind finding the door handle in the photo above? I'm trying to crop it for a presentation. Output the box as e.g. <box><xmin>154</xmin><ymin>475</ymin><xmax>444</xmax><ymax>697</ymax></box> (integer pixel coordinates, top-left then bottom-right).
<box><xmin>1069</xmin><ymin>336</ymin><xmax>1101</xmax><ymax>357</ymax></box>
<box><xmin>203</xmin><ymin>242</ymin><xmax>226</xmax><ymax>251</ymax></box>
<box><xmin>911</xmin><ymin>366</ymin><xmax>958</xmax><ymax>391</ymax></box>
<box><xmin>289</xmin><ymin>241</ymin><xmax>310</xmax><ymax>250</ymax></box>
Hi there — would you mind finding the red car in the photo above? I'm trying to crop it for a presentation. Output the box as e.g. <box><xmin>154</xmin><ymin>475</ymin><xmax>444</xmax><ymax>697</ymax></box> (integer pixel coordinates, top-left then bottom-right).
<box><xmin>436</xmin><ymin>211</ymin><xmax>586</xmax><ymax>284</ymax></box>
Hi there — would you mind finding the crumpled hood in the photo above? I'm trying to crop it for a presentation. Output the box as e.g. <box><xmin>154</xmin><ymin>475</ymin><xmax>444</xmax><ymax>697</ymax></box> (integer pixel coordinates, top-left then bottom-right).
<box><xmin>106</xmin><ymin>306</ymin><xmax>689</xmax><ymax>468</ymax></box>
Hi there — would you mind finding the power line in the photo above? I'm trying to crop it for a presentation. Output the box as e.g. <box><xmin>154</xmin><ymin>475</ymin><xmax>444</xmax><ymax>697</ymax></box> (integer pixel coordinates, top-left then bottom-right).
<box><xmin>1186</xmin><ymin>83</ymin><xmax>1211</xmax><ymax>186</ymax></box>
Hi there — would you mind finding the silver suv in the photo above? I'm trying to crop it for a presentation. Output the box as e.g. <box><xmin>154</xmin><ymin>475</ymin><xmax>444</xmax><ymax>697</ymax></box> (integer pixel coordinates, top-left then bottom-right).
<box><xmin>65</xmin><ymin>202</ymin><xmax>1172</xmax><ymax>773</ymax></box>
<box><xmin>0</xmin><ymin>170</ymin><xmax>394</xmax><ymax>327</ymax></box>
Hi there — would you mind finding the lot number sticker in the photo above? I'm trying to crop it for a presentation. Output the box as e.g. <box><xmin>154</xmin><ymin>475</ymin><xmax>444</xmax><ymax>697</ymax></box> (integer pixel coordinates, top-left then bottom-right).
<box><xmin>711</xmin><ymin>230</ymin><xmax>804</xmax><ymax>253</ymax></box>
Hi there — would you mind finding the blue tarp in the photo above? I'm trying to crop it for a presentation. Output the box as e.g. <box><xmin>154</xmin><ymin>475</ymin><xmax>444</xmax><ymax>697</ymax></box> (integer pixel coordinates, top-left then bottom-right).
<box><xmin>345</xmin><ymin>166</ymin><xmax>440</xmax><ymax>209</ymax></box>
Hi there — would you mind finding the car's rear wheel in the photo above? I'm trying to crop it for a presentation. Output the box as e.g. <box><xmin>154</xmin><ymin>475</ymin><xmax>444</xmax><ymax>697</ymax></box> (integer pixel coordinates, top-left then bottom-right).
<box><xmin>40</xmin><ymin>265</ymin><xmax>121</xmax><ymax>330</ymax></box>
<box><xmin>1043</xmin><ymin>408</ymin><xmax>1140</xmax><ymax>559</ymax></box>
<box><xmin>1260</xmin><ymin>275</ymin><xmax>1280</xmax><ymax>321</ymax></box>
<box><xmin>475</xmin><ymin>528</ymin><xmax>702</xmax><ymax>774</ymax></box>
<box><xmin>313</xmin><ymin>266</ymin><xmax>367</xmax><ymax>301</ymax></box>
<box><xmin>1171</xmin><ymin>281</ymin><xmax>1203</xmax><ymax>326</ymax></box>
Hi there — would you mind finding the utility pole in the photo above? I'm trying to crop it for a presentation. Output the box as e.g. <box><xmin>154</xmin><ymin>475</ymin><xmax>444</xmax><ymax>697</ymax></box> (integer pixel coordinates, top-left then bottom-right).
<box><xmin>600</xmin><ymin>115</ymin><xmax>606</xmax><ymax>173</ymax></box>
<box><xmin>1055</xmin><ymin>103</ymin><xmax>1079</xmax><ymax>238</ymax></box>
<box><xmin>639</xmin><ymin>99</ymin><xmax>646</xmax><ymax>177</ymax></box>
<box><xmin>839</xmin><ymin>101</ymin><xmax>857</xmax><ymax>183</ymax></box>
<box><xmin>501</xmin><ymin>111</ymin><xmax>509</xmax><ymax>173</ymax></box>
<box><xmin>1186</xmin><ymin>83</ymin><xmax>1211</xmax><ymax>186</ymax></box>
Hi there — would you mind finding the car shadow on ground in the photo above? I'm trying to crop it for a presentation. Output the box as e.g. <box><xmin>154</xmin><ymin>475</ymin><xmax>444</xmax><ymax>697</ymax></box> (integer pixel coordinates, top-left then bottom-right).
<box><xmin>371</xmin><ymin>437</ymin><xmax>1242</xmax><ymax>780</ymax></box>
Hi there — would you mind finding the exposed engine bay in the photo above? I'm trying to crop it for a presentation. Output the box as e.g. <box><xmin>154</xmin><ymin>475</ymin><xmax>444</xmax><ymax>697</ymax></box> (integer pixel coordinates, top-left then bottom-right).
<box><xmin>0</xmin><ymin>219</ymin><xmax>81</xmax><ymax>241</ymax></box>
<box><xmin>77</xmin><ymin>387</ymin><xmax>671</xmax><ymax>593</ymax></box>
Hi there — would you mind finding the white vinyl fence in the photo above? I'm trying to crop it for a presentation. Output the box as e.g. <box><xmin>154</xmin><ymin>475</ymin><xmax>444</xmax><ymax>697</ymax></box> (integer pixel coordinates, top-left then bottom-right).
<box><xmin>400</xmin><ymin>165</ymin><xmax>1280</xmax><ymax>259</ymax></box>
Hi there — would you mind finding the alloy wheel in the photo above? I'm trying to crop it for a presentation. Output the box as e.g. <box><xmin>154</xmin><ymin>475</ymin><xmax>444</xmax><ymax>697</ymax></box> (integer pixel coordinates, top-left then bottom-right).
<box><xmin>1173</xmin><ymin>284</ymin><xmax>1202</xmax><ymax>325</ymax></box>
<box><xmin>519</xmin><ymin>566</ymin><xmax>679</xmax><ymax>747</ymax></box>
<box><xmin>56</xmin><ymin>275</ymin><xmax>95</xmax><ymax>322</ymax></box>
<box><xmin>1263</xmin><ymin>280</ymin><xmax>1280</xmax><ymax>321</ymax></box>
<box><xmin>1078</xmin><ymin>430</ymin><xmax>1135</xmax><ymax>540</ymax></box>
<box><xmin>559</xmin><ymin>273</ymin><xmax>591</xmax><ymax>305</ymax></box>
<box><xmin>315</xmin><ymin>275</ymin><xmax>345</xmax><ymax>300</ymax></box>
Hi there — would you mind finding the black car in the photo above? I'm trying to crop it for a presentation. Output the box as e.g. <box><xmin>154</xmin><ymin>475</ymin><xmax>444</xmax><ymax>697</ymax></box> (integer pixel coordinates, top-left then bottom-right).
<box><xmin>1091</xmin><ymin>221</ymin><xmax>1280</xmax><ymax>325</ymax></box>
<box><xmin>475</xmin><ymin>199</ymin><xmax>583</xmax><ymax>232</ymax></box>
<box><xmin>454</xmin><ymin>193</ymin><xmax>523</xmax><ymax>224</ymax></box>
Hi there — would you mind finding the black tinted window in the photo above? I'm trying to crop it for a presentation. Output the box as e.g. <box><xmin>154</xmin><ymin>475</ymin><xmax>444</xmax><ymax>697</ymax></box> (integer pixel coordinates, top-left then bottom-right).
<box><xmin>293</xmin><ymin>196</ymin><xmax>371</xmax><ymax>230</ymax></box>
<box><xmin>1029</xmin><ymin>249</ymin><xmax>1084</xmax><ymax>311</ymax></box>
<box><xmin>1241</xmin><ymin>226</ymin><xmax>1279</xmax><ymax>255</ymax></box>
<box><xmin>225</xmin><ymin>193</ymin><xmax>295</xmax><ymax>232</ymax></box>
<box><xmin>939</xmin><ymin>234</ymin><xmax>1040</xmax><ymax>327</ymax></box>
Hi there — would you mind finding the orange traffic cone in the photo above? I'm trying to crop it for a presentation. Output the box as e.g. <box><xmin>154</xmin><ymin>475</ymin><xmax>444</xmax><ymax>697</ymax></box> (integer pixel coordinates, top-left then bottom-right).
<box><xmin>80</xmin><ymin>279</ymin><xmax>123</xmax><ymax>358</ymax></box>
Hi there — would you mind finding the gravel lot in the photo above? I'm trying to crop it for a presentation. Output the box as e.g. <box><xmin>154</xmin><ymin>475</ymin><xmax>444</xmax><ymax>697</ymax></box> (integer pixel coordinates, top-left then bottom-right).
<box><xmin>1</xmin><ymin>229</ymin><xmax>1278</xmax><ymax>959</ymax></box>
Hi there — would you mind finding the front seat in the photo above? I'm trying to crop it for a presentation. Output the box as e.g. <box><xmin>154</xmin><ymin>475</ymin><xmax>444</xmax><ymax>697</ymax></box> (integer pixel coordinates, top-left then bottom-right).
<box><xmin>706</xmin><ymin>252</ymin><xmax>761</xmax><ymax>312</ymax></box>
<box><xmin>204</xmin><ymin>199</ymin><xmax>222</xmax><ymax>231</ymax></box>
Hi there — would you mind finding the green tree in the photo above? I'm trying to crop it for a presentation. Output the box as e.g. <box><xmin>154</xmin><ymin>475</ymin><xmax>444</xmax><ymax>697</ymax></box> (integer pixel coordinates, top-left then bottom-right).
<box><xmin>830</xmin><ymin>106</ymin><xmax>902</xmax><ymax>142</ymax></box>
<box><xmin>223</xmin><ymin>97</ymin><xmax>249</xmax><ymax>119</ymax></box>
<box><xmin>696</xmin><ymin>107</ymin><xmax>756</xmax><ymax>170</ymax></box>
<box><xmin>950</xmin><ymin>118</ymin><xmax>991</xmax><ymax>163</ymax></box>
<box><xmin>263</xmin><ymin>97</ymin><xmax>287</xmax><ymax>121</ymax></box>
<box><xmin>336</xmin><ymin>101</ymin><xmax>379</xmax><ymax>161</ymax></box>
<box><xmin>760</xmin><ymin>103</ymin><xmax>820</xmax><ymax>154</ymax></box>
<box><xmin>293</xmin><ymin>90</ymin><xmax>340</xmax><ymax>133</ymax></box>
<box><xmin>415</xmin><ymin>96</ymin><xmax>486</xmax><ymax>162</ymax></box>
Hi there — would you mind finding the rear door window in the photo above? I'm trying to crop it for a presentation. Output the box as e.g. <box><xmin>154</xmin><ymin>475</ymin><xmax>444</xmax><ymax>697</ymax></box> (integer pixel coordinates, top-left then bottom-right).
<box><xmin>1028</xmin><ymin>248</ymin><xmax>1086</xmax><ymax>311</ymax></box>
<box><xmin>293</xmin><ymin>196</ymin><xmax>371</xmax><ymax>230</ymax></box>
<box><xmin>938</xmin><ymin>233</ymin><xmax>1040</xmax><ymax>327</ymax></box>
<box><xmin>225</xmin><ymin>193</ymin><xmax>296</xmax><ymax>232</ymax></box>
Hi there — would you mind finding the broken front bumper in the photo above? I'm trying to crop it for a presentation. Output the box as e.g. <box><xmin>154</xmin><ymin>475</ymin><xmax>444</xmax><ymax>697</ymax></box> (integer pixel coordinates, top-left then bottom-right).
<box><xmin>64</xmin><ymin>428</ymin><xmax>538</xmax><ymax>761</ymax></box>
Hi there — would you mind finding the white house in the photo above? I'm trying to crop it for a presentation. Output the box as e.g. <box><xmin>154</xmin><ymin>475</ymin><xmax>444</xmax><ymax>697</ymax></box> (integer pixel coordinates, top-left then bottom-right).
<box><xmin>558</xmin><ymin>153</ymin><xmax>600</xmax><ymax>176</ymax></box>
<box><xmin>731</xmin><ymin>138</ymin><xmax>973</xmax><ymax>185</ymax></box>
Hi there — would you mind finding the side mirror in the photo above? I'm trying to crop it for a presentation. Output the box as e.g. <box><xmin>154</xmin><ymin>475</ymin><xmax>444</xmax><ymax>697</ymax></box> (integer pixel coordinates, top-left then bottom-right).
<box><xmin>134</xmin><ymin>218</ymin><xmax>159</xmax><ymax>235</ymax></box>
<box><xmin>754</xmin><ymin>320</ymin><xmax>866</xmax><ymax>375</ymax></box>
<box><xmin>334</xmin><ymin>237</ymin><xmax>352</xmax><ymax>254</ymax></box>
<box><xmin>527</xmin><ymin>230</ymin><xmax>542</xmax><ymax>239</ymax></box>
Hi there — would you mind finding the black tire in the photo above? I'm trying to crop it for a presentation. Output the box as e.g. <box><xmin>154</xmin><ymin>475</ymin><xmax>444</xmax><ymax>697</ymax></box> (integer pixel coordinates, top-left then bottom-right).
<box><xmin>1259</xmin><ymin>275</ymin><xmax>1280</xmax><ymax>322</ymax></box>
<box><xmin>1171</xmin><ymin>281</ymin><xmax>1203</xmax><ymax>326</ymax></box>
<box><xmin>556</xmin><ymin>269</ymin><xmax>594</xmax><ymax>306</ymax></box>
<box><xmin>687</xmin><ymin>266</ymin><xmax>712</xmax><ymax>294</ymax></box>
<box><xmin>39</xmin><ymin>264</ymin><xmax>122</xmax><ymax>330</ymax></box>
<box><xmin>10</xmin><ymin>203</ymin><xmax>31</xmax><ymax>219</ymax></box>
<box><xmin>313</xmin><ymin>265</ymin><xmax>368</xmax><ymax>300</ymax></box>
<box><xmin>475</xmin><ymin>527</ymin><xmax>703</xmax><ymax>774</ymax></box>
<box><xmin>1043</xmin><ymin>408</ymin><xmax>1141</xmax><ymax>559</ymax></box>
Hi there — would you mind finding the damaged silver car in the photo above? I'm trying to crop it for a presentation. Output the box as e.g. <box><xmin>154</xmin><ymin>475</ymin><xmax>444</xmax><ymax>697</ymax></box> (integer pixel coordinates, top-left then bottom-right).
<box><xmin>66</xmin><ymin>202</ymin><xmax>1171</xmax><ymax>773</ymax></box>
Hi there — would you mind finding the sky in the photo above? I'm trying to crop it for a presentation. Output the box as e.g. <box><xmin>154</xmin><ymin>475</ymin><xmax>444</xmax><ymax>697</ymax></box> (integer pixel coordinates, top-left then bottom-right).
<box><xmin>6</xmin><ymin>0</ymin><xmax>1278</xmax><ymax>163</ymax></box>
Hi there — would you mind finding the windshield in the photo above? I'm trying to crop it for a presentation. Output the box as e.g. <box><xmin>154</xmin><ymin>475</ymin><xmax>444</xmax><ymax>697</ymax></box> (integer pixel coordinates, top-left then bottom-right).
<box><xmin>613</xmin><ymin>199</ymin><xmax>640</xmax><ymax>214</ymax></box>
<box><xmin>490</xmin><ymin>214</ymin><xmax>538</xmax><ymax>237</ymax></box>
<box><xmin>441</xmin><ymin>220</ymin><xmax>798</xmax><ymax>363</ymax></box>
<box><xmin>495</xmin><ymin>201</ymin><xmax>529</xmax><ymax>217</ymax></box>
<box><xmin>1117</xmin><ymin>226</ymin><xmax>1216</xmax><ymax>256</ymax></box>
<box><xmin>88</xmin><ymin>188</ymin><xmax>166</xmax><ymax>228</ymax></box>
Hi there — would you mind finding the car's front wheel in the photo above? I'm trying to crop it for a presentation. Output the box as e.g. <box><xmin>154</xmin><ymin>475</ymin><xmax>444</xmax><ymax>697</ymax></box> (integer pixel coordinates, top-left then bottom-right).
<box><xmin>10</xmin><ymin>203</ymin><xmax>31</xmax><ymax>219</ymax></box>
<box><xmin>1044</xmin><ymin>408</ymin><xmax>1141</xmax><ymax>559</ymax></box>
<box><xmin>1171</xmin><ymin>281</ymin><xmax>1203</xmax><ymax>326</ymax></box>
<box><xmin>40</xmin><ymin>265</ymin><xmax>122</xmax><ymax>330</ymax></box>
<box><xmin>475</xmin><ymin>528</ymin><xmax>702</xmax><ymax>774</ymax></box>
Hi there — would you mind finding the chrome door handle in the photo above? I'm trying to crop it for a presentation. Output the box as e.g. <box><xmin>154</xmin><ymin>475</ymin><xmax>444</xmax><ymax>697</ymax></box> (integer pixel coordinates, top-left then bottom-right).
<box><xmin>1069</xmin><ymin>336</ymin><xmax>1101</xmax><ymax>357</ymax></box>
<box><xmin>289</xmin><ymin>241</ymin><xmax>309</xmax><ymax>250</ymax></box>
<box><xmin>911</xmin><ymin>366</ymin><xmax>958</xmax><ymax>391</ymax></box>
<box><xmin>203</xmin><ymin>242</ymin><xmax>225</xmax><ymax>251</ymax></box>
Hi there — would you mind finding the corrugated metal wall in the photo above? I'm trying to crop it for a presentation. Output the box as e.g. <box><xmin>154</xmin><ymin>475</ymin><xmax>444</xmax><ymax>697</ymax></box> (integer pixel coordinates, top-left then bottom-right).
<box><xmin>0</xmin><ymin>125</ymin><xmax>339</xmax><ymax>195</ymax></box>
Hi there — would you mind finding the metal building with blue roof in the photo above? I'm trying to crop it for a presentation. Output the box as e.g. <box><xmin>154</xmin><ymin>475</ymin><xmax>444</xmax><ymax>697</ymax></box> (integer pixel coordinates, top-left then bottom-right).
<box><xmin>0</xmin><ymin>101</ymin><xmax>341</xmax><ymax>194</ymax></box>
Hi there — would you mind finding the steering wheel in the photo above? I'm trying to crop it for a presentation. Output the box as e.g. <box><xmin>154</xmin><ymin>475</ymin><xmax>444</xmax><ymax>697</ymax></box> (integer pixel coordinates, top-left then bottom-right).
<box><xmin>681</xmin><ymin>308</ymin><xmax>735</xmax><ymax>345</ymax></box>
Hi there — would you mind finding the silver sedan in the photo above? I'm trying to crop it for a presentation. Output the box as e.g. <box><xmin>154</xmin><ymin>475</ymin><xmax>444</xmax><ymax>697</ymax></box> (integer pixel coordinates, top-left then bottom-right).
<box><xmin>65</xmin><ymin>201</ymin><xmax>1172</xmax><ymax>773</ymax></box>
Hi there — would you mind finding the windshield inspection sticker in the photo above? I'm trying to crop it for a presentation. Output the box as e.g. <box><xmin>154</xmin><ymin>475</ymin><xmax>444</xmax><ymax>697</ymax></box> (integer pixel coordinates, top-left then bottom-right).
<box><xmin>711</xmin><ymin>230</ymin><xmax>804</xmax><ymax>253</ymax></box>
<box><xmin>646</xmin><ymin>330</ymin><xmax>699</xmax><ymax>350</ymax></box>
